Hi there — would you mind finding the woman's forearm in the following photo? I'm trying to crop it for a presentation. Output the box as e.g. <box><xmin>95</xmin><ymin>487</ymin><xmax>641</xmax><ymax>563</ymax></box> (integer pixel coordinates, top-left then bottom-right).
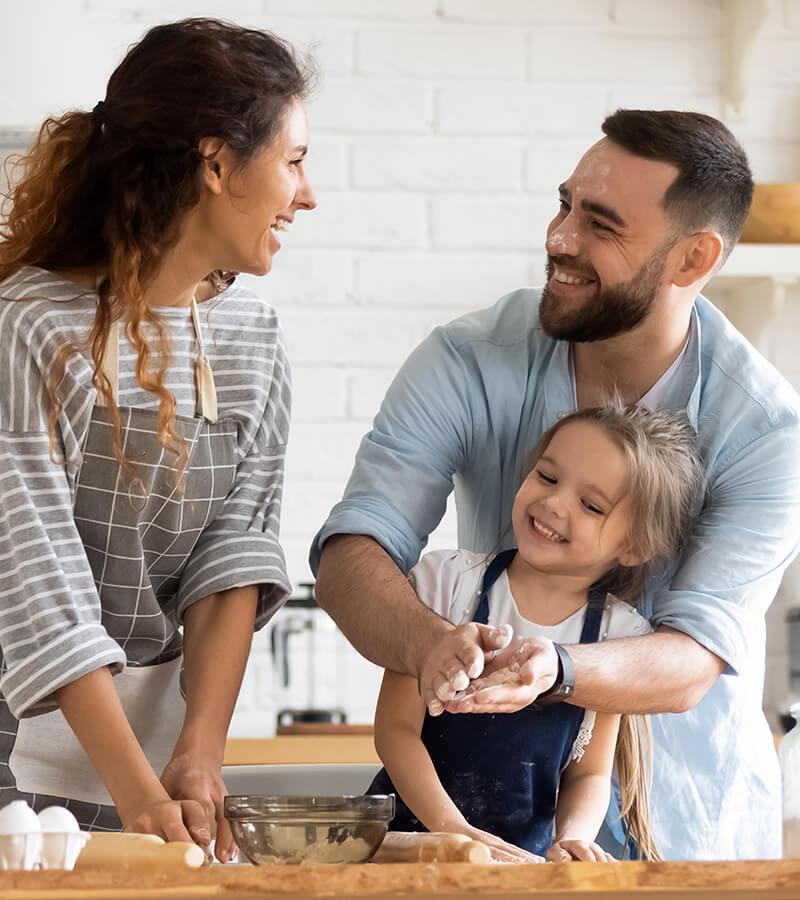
<box><xmin>175</xmin><ymin>585</ymin><xmax>258</xmax><ymax>762</ymax></box>
<box><xmin>553</xmin><ymin>773</ymin><xmax>610</xmax><ymax>843</ymax></box>
<box><xmin>56</xmin><ymin>667</ymin><xmax>169</xmax><ymax>819</ymax></box>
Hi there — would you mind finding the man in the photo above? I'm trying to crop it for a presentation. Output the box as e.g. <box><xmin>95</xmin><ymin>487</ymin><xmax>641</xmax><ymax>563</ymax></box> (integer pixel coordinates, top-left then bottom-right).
<box><xmin>311</xmin><ymin>110</ymin><xmax>800</xmax><ymax>859</ymax></box>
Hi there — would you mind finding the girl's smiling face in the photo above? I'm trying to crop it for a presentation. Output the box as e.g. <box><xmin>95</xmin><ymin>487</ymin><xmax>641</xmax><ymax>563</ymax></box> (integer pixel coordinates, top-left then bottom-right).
<box><xmin>512</xmin><ymin>420</ymin><xmax>641</xmax><ymax>583</ymax></box>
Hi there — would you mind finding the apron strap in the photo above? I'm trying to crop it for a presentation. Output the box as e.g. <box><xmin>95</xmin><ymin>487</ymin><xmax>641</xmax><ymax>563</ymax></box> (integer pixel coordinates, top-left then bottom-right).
<box><xmin>578</xmin><ymin>588</ymin><xmax>607</xmax><ymax>643</ymax></box>
<box><xmin>191</xmin><ymin>297</ymin><xmax>218</xmax><ymax>423</ymax></box>
<box><xmin>95</xmin><ymin>297</ymin><xmax>219</xmax><ymax>423</ymax></box>
<box><xmin>95</xmin><ymin>320</ymin><xmax>119</xmax><ymax>407</ymax></box>
<box><xmin>473</xmin><ymin>548</ymin><xmax>517</xmax><ymax>624</ymax></box>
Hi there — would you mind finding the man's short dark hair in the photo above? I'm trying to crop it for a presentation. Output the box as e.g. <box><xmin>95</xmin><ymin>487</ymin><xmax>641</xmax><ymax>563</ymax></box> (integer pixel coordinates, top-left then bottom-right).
<box><xmin>601</xmin><ymin>109</ymin><xmax>753</xmax><ymax>263</ymax></box>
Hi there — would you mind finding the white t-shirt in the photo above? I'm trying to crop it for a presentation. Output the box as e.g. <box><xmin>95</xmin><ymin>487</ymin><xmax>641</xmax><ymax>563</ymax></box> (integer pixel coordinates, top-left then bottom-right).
<box><xmin>410</xmin><ymin>549</ymin><xmax>652</xmax><ymax>761</ymax></box>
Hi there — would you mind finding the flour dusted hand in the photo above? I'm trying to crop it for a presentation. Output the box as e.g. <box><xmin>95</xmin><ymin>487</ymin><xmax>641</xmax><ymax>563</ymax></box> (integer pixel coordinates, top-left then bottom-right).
<box><xmin>457</xmin><ymin>825</ymin><xmax>544</xmax><ymax>864</ymax></box>
<box><xmin>121</xmin><ymin>795</ymin><xmax>209</xmax><ymax>847</ymax></box>
<box><xmin>547</xmin><ymin>839</ymin><xmax>617</xmax><ymax>863</ymax></box>
<box><xmin>418</xmin><ymin>622</ymin><xmax>513</xmax><ymax>716</ymax></box>
<box><xmin>457</xmin><ymin>659</ymin><xmax>523</xmax><ymax>693</ymax></box>
<box><xmin>446</xmin><ymin>637</ymin><xmax>559</xmax><ymax>714</ymax></box>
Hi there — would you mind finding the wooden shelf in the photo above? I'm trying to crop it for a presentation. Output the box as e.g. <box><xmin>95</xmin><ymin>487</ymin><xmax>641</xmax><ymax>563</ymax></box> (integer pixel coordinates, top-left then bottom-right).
<box><xmin>707</xmin><ymin>243</ymin><xmax>800</xmax><ymax>355</ymax></box>
<box><xmin>714</xmin><ymin>244</ymin><xmax>800</xmax><ymax>282</ymax></box>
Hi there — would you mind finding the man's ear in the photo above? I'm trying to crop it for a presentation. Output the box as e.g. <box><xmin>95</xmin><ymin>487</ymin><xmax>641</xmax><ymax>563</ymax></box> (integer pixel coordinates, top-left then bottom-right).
<box><xmin>198</xmin><ymin>137</ymin><xmax>227</xmax><ymax>196</ymax></box>
<box><xmin>671</xmin><ymin>231</ymin><xmax>724</xmax><ymax>288</ymax></box>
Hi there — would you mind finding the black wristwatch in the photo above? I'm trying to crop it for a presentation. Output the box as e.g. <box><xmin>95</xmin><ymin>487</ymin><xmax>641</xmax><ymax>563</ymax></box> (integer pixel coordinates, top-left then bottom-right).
<box><xmin>536</xmin><ymin>642</ymin><xmax>575</xmax><ymax>705</ymax></box>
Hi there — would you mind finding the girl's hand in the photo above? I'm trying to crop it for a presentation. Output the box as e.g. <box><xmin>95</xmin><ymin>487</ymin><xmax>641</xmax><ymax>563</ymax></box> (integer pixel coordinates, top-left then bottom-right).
<box><xmin>457</xmin><ymin>824</ymin><xmax>545</xmax><ymax>864</ymax></box>
<box><xmin>546</xmin><ymin>839</ymin><xmax>617</xmax><ymax>863</ymax></box>
<box><xmin>120</xmin><ymin>793</ymin><xmax>210</xmax><ymax>845</ymax></box>
<box><xmin>160</xmin><ymin>752</ymin><xmax>236</xmax><ymax>863</ymax></box>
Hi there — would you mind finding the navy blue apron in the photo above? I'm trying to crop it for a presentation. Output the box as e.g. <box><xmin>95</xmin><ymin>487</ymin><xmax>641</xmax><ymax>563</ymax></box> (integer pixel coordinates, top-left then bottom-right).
<box><xmin>368</xmin><ymin>548</ymin><xmax>605</xmax><ymax>858</ymax></box>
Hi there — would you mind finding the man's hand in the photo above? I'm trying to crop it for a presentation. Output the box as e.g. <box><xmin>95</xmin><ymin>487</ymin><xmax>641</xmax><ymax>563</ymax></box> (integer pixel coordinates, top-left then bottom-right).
<box><xmin>443</xmin><ymin>636</ymin><xmax>560</xmax><ymax>714</ymax></box>
<box><xmin>417</xmin><ymin>622</ymin><xmax>513</xmax><ymax>715</ymax></box>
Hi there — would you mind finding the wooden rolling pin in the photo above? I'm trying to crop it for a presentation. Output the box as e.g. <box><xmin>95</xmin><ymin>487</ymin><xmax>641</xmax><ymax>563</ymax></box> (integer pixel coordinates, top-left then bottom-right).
<box><xmin>372</xmin><ymin>832</ymin><xmax>492</xmax><ymax>864</ymax></box>
<box><xmin>75</xmin><ymin>832</ymin><xmax>206</xmax><ymax>870</ymax></box>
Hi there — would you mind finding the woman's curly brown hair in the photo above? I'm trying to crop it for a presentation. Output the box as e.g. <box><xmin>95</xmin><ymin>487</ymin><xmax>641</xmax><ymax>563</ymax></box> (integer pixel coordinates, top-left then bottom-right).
<box><xmin>0</xmin><ymin>18</ymin><xmax>314</xmax><ymax>477</ymax></box>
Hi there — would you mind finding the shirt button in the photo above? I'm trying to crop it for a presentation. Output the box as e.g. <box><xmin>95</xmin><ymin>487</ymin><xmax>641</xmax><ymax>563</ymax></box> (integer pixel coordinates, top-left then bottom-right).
<box><xmin>557</xmin><ymin>411</ymin><xmax>568</xmax><ymax>419</ymax></box>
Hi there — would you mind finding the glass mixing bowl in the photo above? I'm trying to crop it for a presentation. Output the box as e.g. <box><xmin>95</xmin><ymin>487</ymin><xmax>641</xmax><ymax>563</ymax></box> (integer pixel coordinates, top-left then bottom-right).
<box><xmin>224</xmin><ymin>794</ymin><xmax>395</xmax><ymax>866</ymax></box>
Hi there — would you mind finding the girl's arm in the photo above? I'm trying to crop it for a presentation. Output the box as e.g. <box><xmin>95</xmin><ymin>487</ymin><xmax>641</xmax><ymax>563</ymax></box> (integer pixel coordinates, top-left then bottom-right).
<box><xmin>374</xmin><ymin>670</ymin><xmax>540</xmax><ymax>863</ymax></box>
<box><xmin>160</xmin><ymin>585</ymin><xmax>259</xmax><ymax>863</ymax></box>
<box><xmin>375</xmin><ymin>669</ymin><xmax>465</xmax><ymax>833</ymax></box>
<box><xmin>549</xmin><ymin>711</ymin><xmax>620</xmax><ymax>863</ymax></box>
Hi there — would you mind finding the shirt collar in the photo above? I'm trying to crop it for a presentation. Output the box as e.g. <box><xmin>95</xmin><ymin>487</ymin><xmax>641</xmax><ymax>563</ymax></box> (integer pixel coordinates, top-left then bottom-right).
<box><xmin>658</xmin><ymin>303</ymin><xmax>701</xmax><ymax>433</ymax></box>
<box><xmin>542</xmin><ymin>337</ymin><xmax>575</xmax><ymax>428</ymax></box>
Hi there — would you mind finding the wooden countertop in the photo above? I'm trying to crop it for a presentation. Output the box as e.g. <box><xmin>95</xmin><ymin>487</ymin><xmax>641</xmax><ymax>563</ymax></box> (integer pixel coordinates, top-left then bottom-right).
<box><xmin>222</xmin><ymin>734</ymin><xmax>786</xmax><ymax>766</ymax></box>
<box><xmin>223</xmin><ymin>735</ymin><xmax>379</xmax><ymax>765</ymax></box>
<box><xmin>1</xmin><ymin>860</ymin><xmax>799</xmax><ymax>899</ymax></box>
<box><xmin>276</xmin><ymin>723</ymin><xmax>374</xmax><ymax>736</ymax></box>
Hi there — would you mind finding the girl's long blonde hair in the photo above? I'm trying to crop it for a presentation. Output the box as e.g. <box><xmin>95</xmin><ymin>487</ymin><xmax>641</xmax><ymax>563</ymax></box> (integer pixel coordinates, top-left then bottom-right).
<box><xmin>527</xmin><ymin>402</ymin><xmax>704</xmax><ymax>861</ymax></box>
<box><xmin>0</xmin><ymin>18</ymin><xmax>313</xmax><ymax>476</ymax></box>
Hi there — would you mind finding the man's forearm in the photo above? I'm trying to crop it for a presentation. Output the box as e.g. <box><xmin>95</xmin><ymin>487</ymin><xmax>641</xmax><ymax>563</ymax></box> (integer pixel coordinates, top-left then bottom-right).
<box><xmin>567</xmin><ymin>628</ymin><xmax>725</xmax><ymax>715</ymax></box>
<box><xmin>315</xmin><ymin>535</ymin><xmax>451</xmax><ymax>676</ymax></box>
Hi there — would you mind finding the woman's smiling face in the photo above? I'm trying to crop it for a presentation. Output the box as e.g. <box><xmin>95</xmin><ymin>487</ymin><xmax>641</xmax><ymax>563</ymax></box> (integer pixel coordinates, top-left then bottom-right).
<box><xmin>512</xmin><ymin>420</ymin><xmax>639</xmax><ymax>583</ymax></box>
<box><xmin>198</xmin><ymin>97</ymin><xmax>317</xmax><ymax>276</ymax></box>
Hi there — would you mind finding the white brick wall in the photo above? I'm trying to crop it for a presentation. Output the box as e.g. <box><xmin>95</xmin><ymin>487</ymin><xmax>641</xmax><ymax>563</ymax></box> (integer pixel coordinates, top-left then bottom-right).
<box><xmin>2</xmin><ymin>0</ymin><xmax>800</xmax><ymax>735</ymax></box>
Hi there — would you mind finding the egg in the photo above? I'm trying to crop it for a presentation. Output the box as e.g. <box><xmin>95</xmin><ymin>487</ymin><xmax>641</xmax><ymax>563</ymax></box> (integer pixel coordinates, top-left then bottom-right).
<box><xmin>37</xmin><ymin>807</ymin><xmax>79</xmax><ymax>834</ymax></box>
<box><xmin>0</xmin><ymin>801</ymin><xmax>40</xmax><ymax>835</ymax></box>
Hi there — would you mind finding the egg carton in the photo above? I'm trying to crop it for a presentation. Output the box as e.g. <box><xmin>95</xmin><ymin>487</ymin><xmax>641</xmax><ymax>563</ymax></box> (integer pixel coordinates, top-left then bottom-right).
<box><xmin>0</xmin><ymin>802</ymin><xmax>91</xmax><ymax>871</ymax></box>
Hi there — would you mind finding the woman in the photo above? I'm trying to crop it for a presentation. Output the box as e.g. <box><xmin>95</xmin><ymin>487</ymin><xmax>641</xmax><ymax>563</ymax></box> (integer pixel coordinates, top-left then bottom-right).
<box><xmin>0</xmin><ymin>18</ymin><xmax>316</xmax><ymax>860</ymax></box>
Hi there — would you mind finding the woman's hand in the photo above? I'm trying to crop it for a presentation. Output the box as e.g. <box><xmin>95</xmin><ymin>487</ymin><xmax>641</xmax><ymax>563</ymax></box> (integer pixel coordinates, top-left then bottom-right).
<box><xmin>546</xmin><ymin>839</ymin><xmax>617</xmax><ymax>863</ymax></box>
<box><xmin>456</xmin><ymin>824</ymin><xmax>545</xmax><ymax>864</ymax></box>
<box><xmin>120</xmin><ymin>791</ymin><xmax>210</xmax><ymax>845</ymax></box>
<box><xmin>160</xmin><ymin>751</ymin><xmax>236</xmax><ymax>863</ymax></box>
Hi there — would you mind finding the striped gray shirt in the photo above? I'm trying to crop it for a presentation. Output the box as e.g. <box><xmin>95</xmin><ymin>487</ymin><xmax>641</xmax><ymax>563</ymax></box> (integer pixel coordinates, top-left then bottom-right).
<box><xmin>0</xmin><ymin>266</ymin><xmax>291</xmax><ymax>718</ymax></box>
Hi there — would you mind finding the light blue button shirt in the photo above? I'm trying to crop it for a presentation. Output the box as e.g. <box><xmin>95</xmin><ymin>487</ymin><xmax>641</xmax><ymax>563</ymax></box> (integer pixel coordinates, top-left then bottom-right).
<box><xmin>311</xmin><ymin>288</ymin><xmax>800</xmax><ymax>860</ymax></box>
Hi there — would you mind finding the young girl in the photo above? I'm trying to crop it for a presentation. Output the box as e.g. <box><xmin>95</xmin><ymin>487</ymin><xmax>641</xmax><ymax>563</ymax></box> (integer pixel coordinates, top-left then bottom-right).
<box><xmin>368</xmin><ymin>404</ymin><xmax>703</xmax><ymax>863</ymax></box>
<box><xmin>0</xmin><ymin>19</ymin><xmax>314</xmax><ymax>858</ymax></box>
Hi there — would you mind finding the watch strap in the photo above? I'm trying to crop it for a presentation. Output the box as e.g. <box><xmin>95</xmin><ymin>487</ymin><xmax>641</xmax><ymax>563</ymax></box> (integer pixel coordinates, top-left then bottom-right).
<box><xmin>537</xmin><ymin>642</ymin><xmax>574</xmax><ymax>705</ymax></box>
